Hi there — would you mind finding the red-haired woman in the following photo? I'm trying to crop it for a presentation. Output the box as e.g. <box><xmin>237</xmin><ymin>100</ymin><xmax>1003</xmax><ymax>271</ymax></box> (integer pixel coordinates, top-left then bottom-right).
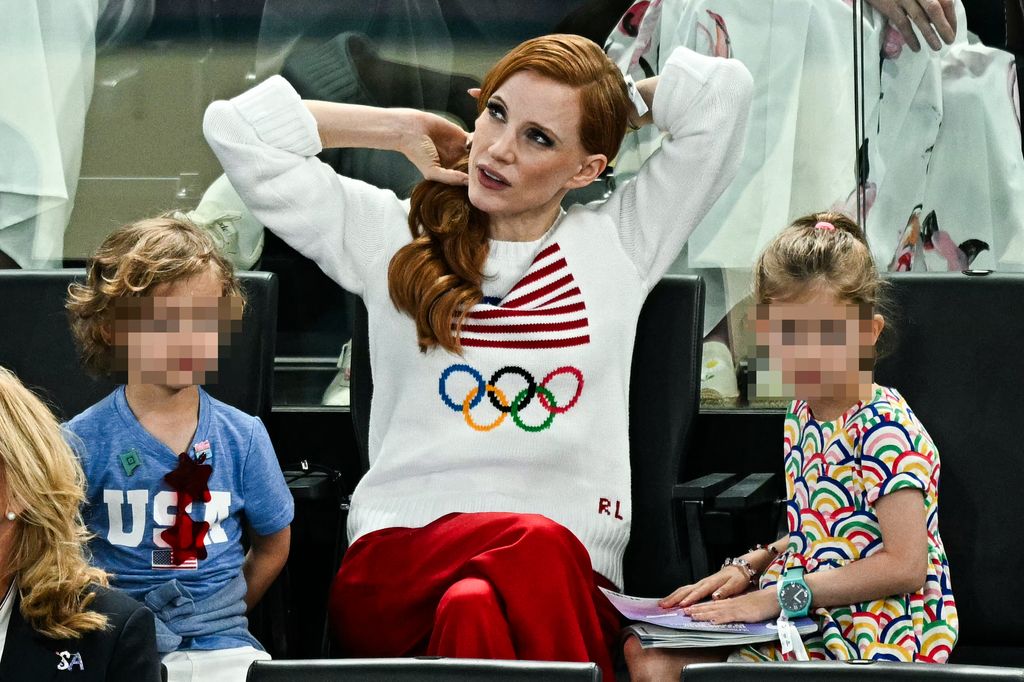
<box><xmin>204</xmin><ymin>33</ymin><xmax>752</xmax><ymax>677</ymax></box>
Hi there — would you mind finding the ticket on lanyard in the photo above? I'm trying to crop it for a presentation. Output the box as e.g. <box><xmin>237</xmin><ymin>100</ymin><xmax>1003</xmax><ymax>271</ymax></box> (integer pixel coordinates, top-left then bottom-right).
<box><xmin>776</xmin><ymin>615</ymin><xmax>809</xmax><ymax>661</ymax></box>
<box><xmin>777</xmin><ymin>615</ymin><xmax>794</xmax><ymax>654</ymax></box>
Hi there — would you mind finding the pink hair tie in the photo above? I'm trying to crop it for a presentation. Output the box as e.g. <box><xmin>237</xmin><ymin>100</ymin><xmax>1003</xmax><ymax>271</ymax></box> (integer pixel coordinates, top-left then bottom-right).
<box><xmin>814</xmin><ymin>221</ymin><xmax>836</xmax><ymax>231</ymax></box>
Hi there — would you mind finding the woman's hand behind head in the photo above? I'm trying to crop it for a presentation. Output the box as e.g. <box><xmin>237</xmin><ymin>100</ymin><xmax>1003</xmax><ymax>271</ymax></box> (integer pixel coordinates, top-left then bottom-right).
<box><xmin>401</xmin><ymin>110</ymin><xmax>471</xmax><ymax>186</ymax></box>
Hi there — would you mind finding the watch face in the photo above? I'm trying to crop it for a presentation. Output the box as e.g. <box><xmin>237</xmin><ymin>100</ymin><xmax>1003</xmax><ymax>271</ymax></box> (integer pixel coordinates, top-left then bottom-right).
<box><xmin>779</xmin><ymin>581</ymin><xmax>811</xmax><ymax>611</ymax></box>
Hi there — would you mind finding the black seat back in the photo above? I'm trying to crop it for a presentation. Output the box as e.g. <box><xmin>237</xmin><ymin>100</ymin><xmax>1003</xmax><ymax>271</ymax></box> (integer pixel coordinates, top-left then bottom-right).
<box><xmin>350</xmin><ymin>293</ymin><xmax>373</xmax><ymax>475</ymax></box>
<box><xmin>875</xmin><ymin>272</ymin><xmax>1024</xmax><ymax>665</ymax></box>
<box><xmin>625</xmin><ymin>275</ymin><xmax>704</xmax><ymax>596</ymax></box>
<box><xmin>247</xmin><ymin>658</ymin><xmax>601</xmax><ymax>681</ymax></box>
<box><xmin>682</xmin><ymin>661</ymin><xmax>1024</xmax><ymax>680</ymax></box>
<box><xmin>0</xmin><ymin>269</ymin><xmax>278</xmax><ymax>420</ymax></box>
<box><xmin>350</xmin><ymin>276</ymin><xmax>705</xmax><ymax>596</ymax></box>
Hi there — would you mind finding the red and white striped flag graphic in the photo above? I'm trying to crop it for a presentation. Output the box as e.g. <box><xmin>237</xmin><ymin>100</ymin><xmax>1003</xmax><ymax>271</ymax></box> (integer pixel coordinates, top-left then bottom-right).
<box><xmin>458</xmin><ymin>243</ymin><xmax>591</xmax><ymax>349</ymax></box>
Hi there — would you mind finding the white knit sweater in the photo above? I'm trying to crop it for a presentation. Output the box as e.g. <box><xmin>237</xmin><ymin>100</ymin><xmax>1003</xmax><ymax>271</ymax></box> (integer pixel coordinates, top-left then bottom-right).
<box><xmin>204</xmin><ymin>48</ymin><xmax>752</xmax><ymax>587</ymax></box>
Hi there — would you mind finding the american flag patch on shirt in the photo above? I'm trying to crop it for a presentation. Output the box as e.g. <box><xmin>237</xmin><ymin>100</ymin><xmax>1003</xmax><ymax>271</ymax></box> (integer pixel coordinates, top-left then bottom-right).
<box><xmin>152</xmin><ymin>549</ymin><xmax>198</xmax><ymax>570</ymax></box>
<box><xmin>458</xmin><ymin>243</ymin><xmax>591</xmax><ymax>350</ymax></box>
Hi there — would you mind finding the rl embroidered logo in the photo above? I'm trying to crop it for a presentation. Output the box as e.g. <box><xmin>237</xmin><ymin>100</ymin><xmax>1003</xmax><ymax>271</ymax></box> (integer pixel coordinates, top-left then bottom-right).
<box><xmin>56</xmin><ymin>650</ymin><xmax>84</xmax><ymax>671</ymax></box>
<box><xmin>598</xmin><ymin>498</ymin><xmax>625</xmax><ymax>520</ymax></box>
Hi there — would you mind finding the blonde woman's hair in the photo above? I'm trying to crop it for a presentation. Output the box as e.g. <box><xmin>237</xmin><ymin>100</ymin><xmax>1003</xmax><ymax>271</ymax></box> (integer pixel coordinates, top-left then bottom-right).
<box><xmin>0</xmin><ymin>366</ymin><xmax>109</xmax><ymax>638</ymax></box>
<box><xmin>66</xmin><ymin>215</ymin><xmax>245</xmax><ymax>376</ymax></box>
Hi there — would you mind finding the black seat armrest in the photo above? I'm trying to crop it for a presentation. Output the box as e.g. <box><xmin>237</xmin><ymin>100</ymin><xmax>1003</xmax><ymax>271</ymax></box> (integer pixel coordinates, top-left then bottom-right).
<box><xmin>673</xmin><ymin>474</ymin><xmax>737</xmax><ymax>580</ymax></box>
<box><xmin>283</xmin><ymin>460</ymin><xmax>344</xmax><ymax>503</ymax></box>
<box><xmin>284</xmin><ymin>470</ymin><xmax>335</xmax><ymax>502</ymax></box>
<box><xmin>673</xmin><ymin>473</ymin><xmax>738</xmax><ymax>501</ymax></box>
<box><xmin>715</xmin><ymin>473</ymin><xmax>778</xmax><ymax>511</ymax></box>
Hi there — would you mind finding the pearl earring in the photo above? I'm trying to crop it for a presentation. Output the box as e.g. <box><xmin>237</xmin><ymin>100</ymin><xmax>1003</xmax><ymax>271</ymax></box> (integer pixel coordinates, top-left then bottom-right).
<box><xmin>4</xmin><ymin>512</ymin><xmax>15</xmax><ymax>522</ymax></box>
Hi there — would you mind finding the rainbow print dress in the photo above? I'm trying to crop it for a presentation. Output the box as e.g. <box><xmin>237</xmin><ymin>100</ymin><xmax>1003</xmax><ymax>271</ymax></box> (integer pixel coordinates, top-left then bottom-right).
<box><xmin>737</xmin><ymin>385</ymin><xmax>958</xmax><ymax>662</ymax></box>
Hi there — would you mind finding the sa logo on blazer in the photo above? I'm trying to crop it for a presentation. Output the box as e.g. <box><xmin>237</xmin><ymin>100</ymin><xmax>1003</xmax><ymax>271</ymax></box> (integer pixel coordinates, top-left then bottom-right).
<box><xmin>55</xmin><ymin>650</ymin><xmax>85</xmax><ymax>671</ymax></box>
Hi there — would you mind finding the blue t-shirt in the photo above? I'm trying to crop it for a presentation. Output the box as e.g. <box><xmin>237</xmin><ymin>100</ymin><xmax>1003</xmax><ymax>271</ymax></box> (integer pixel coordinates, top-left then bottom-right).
<box><xmin>65</xmin><ymin>386</ymin><xmax>293</xmax><ymax>650</ymax></box>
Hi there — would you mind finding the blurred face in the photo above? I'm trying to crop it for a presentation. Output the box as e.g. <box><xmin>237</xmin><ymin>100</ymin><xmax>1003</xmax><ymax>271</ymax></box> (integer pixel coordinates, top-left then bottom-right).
<box><xmin>468</xmin><ymin>70</ymin><xmax>606</xmax><ymax>224</ymax></box>
<box><xmin>753</xmin><ymin>288</ymin><xmax>883</xmax><ymax>402</ymax></box>
<box><xmin>112</xmin><ymin>267</ymin><xmax>241</xmax><ymax>389</ymax></box>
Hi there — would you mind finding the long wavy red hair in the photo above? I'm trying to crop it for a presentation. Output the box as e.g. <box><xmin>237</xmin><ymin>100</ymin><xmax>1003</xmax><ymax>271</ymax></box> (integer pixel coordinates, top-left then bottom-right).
<box><xmin>387</xmin><ymin>34</ymin><xmax>630</xmax><ymax>353</ymax></box>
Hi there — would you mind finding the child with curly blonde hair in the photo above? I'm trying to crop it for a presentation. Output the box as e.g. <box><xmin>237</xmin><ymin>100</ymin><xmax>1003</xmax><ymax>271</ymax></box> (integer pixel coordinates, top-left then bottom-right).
<box><xmin>65</xmin><ymin>215</ymin><xmax>293</xmax><ymax>682</ymax></box>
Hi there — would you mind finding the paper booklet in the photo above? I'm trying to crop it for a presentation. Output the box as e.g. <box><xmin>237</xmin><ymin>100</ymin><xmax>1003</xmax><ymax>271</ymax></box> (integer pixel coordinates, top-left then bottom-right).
<box><xmin>600</xmin><ymin>587</ymin><xmax>817</xmax><ymax>649</ymax></box>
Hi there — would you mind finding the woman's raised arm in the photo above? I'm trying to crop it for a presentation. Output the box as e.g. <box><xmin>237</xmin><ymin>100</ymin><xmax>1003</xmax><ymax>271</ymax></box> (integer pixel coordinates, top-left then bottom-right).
<box><xmin>305</xmin><ymin>100</ymin><xmax>470</xmax><ymax>186</ymax></box>
<box><xmin>203</xmin><ymin>76</ymin><xmax>426</xmax><ymax>294</ymax></box>
<box><xmin>597</xmin><ymin>48</ymin><xmax>753</xmax><ymax>287</ymax></box>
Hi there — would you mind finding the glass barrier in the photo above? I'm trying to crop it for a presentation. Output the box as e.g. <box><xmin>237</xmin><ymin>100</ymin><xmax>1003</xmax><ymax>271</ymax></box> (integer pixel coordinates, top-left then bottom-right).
<box><xmin>2</xmin><ymin>0</ymin><xmax>1018</xmax><ymax>409</ymax></box>
<box><xmin>616</xmin><ymin>0</ymin><xmax>1022</xmax><ymax>411</ymax></box>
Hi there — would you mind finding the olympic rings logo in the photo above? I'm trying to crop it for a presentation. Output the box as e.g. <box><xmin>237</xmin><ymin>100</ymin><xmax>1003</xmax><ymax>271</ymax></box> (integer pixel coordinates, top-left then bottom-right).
<box><xmin>438</xmin><ymin>364</ymin><xmax>584</xmax><ymax>433</ymax></box>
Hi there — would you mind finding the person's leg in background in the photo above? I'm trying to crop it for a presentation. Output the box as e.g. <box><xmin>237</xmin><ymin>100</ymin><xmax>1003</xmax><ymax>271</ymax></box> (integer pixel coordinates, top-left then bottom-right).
<box><xmin>623</xmin><ymin>636</ymin><xmax>728</xmax><ymax>682</ymax></box>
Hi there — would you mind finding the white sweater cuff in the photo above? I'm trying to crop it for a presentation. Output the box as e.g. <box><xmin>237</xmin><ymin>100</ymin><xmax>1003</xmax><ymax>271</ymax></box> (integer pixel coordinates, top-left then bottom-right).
<box><xmin>230</xmin><ymin>75</ymin><xmax>323</xmax><ymax>156</ymax></box>
<box><xmin>652</xmin><ymin>47</ymin><xmax>750</xmax><ymax>133</ymax></box>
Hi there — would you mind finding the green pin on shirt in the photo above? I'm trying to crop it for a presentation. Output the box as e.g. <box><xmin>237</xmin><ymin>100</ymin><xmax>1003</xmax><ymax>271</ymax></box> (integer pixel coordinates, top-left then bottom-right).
<box><xmin>120</xmin><ymin>449</ymin><xmax>142</xmax><ymax>477</ymax></box>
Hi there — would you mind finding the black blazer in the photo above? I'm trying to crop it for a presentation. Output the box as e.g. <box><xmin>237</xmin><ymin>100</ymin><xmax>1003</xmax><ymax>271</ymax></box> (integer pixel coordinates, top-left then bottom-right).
<box><xmin>0</xmin><ymin>585</ymin><xmax>161</xmax><ymax>682</ymax></box>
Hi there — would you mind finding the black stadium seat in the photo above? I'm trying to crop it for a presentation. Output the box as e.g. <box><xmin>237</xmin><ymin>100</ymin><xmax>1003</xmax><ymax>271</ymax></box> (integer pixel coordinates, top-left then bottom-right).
<box><xmin>346</xmin><ymin>276</ymin><xmax>704</xmax><ymax>671</ymax></box>
<box><xmin>350</xmin><ymin>275</ymin><xmax>706</xmax><ymax>597</ymax></box>
<box><xmin>874</xmin><ymin>272</ymin><xmax>1024</xmax><ymax>666</ymax></box>
<box><xmin>681</xmin><ymin>660</ymin><xmax>1024</xmax><ymax>680</ymax></box>
<box><xmin>246</xmin><ymin>658</ymin><xmax>601</xmax><ymax>681</ymax></box>
<box><xmin>673</xmin><ymin>272</ymin><xmax>1024</xmax><ymax>671</ymax></box>
<box><xmin>0</xmin><ymin>268</ymin><xmax>288</xmax><ymax>653</ymax></box>
<box><xmin>0</xmin><ymin>269</ymin><xmax>278</xmax><ymax>420</ymax></box>
<box><xmin>624</xmin><ymin>275</ymin><xmax>706</xmax><ymax>596</ymax></box>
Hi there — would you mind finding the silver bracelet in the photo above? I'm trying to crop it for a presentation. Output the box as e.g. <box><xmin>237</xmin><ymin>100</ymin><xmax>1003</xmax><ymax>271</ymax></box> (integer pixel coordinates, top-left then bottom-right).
<box><xmin>721</xmin><ymin>557</ymin><xmax>757</xmax><ymax>583</ymax></box>
<box><xmin>749</xmin><ymin>543</ymin><xmax>781</xmax><ymax>563</ymax></box>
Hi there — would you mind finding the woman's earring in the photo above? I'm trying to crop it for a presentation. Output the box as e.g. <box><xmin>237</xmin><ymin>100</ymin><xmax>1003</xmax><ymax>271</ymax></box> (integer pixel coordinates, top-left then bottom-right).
<box><xmin>5</xmin><ymin>512</ymin><xmax>15</xmax><ymax>522</ymax></box>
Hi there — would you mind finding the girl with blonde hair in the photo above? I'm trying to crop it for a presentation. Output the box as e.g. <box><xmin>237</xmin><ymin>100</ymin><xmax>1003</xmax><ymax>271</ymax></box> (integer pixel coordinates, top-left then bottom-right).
<box><xmin>626</xmin><ymin>213</ymin><xmax>957</xmax><ymax>678</ymax></box>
